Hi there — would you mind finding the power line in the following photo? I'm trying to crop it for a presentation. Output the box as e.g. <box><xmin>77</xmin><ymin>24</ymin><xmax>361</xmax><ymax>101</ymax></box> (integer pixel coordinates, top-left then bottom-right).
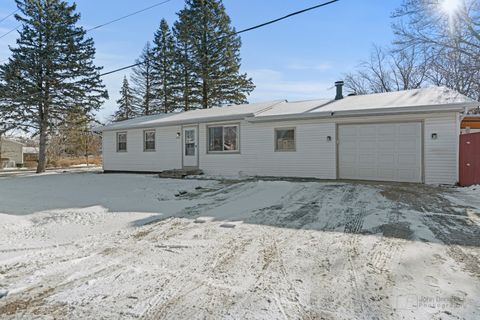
<box><xmin>0</xmin><ymin>0</ymin><xmax>176</xmax><ymax>62</ymax></box>
<box><xmin>100</xmin><ymin>0</ymin><xmax>340</xmax><ymax>77</ymax></box>
<box><xmin>0</xmin><ymin>9</ymin><xmax>19</xmax><ymax>24</ymax></box>
<box><xmin>86</xmin><ymin>0</ymin><xmax>174</xmax><ymax>32</ymax></box>
<box><xmin>228</xmin><ymin>0</ymin><xmax>339</xmax><ymax>37</ymax></box>
<box><xmin>0</xmin><ymin>24</ymin><xmax>20</xmax><ymax>40</ymax></box>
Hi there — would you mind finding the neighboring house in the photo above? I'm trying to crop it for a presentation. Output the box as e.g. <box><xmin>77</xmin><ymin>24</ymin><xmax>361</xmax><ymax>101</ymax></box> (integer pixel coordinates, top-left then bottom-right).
<box><xmin>23</xmin><ymin>147</ymin><xmax>39</xmax><ymax>162</ymax></box>
<box><xmin>95</xmin><ymin>84</ymin><xmax>479</xmax><ymax>185</ymax></box>
<box><xmin>0</xmin><ymin>138</ymin><xmax>24</xmax><ymax>168</ymax></box>
<box><xmin>461</xmin><ymin>116</ymin><xmax>480</xmax><ymax>134</ymax></box>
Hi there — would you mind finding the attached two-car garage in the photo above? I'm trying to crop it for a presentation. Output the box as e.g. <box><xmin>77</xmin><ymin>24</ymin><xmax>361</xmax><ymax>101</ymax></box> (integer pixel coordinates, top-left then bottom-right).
<box><xmin>338</xmin><ymin>122</ymin><xmax>423</xmax><ymax>183</ymax></box>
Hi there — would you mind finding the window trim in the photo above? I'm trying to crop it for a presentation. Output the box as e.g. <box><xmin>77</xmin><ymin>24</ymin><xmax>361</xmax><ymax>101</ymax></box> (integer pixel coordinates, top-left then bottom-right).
<box><xmin>274</xmin><ymin>127</ymin><xmax>296</xmax><ymax>152</ymax></box>
<box><xmin>116</xmin><ymin>132</ymin><xmax>128</xmax><ymax>153</ymax></box>
<box><xmin>143</xmin><ymin>129</ymin><xmax>156</xmax><ymax>152</ymax></box>
<box><xmin>206</xmin><ymin>123</ymin><xmax>240</xmax><ymax>154</ymax></box>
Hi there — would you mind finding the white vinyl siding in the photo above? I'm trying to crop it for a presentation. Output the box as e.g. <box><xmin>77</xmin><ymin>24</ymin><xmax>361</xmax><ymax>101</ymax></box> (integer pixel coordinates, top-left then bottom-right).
<box><xmin>199</xmin><ymin>120</ymin><xmax>337</xmax><ymax>179</ymax></box>
<box><xmin>0</xmin><ymin>139</ymin><xmax>24</xmax><ymax>165</ymax></box>
<box><xmin>103</xmin><ymin>126</ymin><xmax>182</xmax><ymax>172</ymax></box>
<box><xmin>424</xmin><ymin>115</ymin><xmax>458</xmax><ymax>184</ymax></box>
<box><xmin>100</xmin><ymin>112</ymin><xmax>459</xmax><ymax>185</ymax></box>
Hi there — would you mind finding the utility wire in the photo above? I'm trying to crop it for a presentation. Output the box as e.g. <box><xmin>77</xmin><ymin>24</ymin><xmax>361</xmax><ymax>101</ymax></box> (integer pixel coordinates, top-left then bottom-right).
<box><xmin>0</xmin><ymin>24</ymin><xmax>21</xmax><ymax>40</ymax></box>
<box><xmin>86</xmin><ymin>0</ymin><xmax>174</xmax><ymax>32</ymax></box>
<box><xmin>0</xmin><ymin>9</ymin><xmax>19</xmax><ymax>24</ymax></box>
<box><xmin>228</xmin><ymin>0</ymin><xmax>339</xmax><ymax>37</ymax></box>
<box><xmin>0</xmin><ymin>0</ymin><xmax>175</xmax><ymax>61</ymax></box>
<box><xmin>100</xmin><ymin>0</ymin><xmax>340</xmax><ymax>77</ymax></box>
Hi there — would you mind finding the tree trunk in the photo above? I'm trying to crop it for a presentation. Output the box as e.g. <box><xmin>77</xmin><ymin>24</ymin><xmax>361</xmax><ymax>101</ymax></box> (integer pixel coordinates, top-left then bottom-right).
<box><xmin>202</xmin><ymin>79</ymin><xmax>208</xmax><ymax>109</ymax></box>
<box><xmin>37</xmin><ymin>123</ymin><xmax>48</xmax><ymax>173</ymax></box>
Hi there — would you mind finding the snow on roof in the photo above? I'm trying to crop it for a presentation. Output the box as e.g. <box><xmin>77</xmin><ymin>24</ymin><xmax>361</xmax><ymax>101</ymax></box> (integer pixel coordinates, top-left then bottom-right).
<box><xmin>96</xmin><ymin>100</ymin><xmax>285</xmax><ymax>131</ymax></box>
<box><xmin>96</xmin><ymin>87</ymin><xmax>478</xmax><ymax>131</ymax></box>
<box><xmin>0</xmin><ymin>138</ymin><xmax>24</xmax><ymax>146</ymax></box>
<box><xmin>23</xmin><ymin>147</ymin><xmax>39</xmax><ymax>154</ymax></box>
<box><xmin>93</xmin><ymin>113</ymin><xmax>174</xmax><ymax>132</ymax></box>
<box><xmin>309</xmin><ymin>87</ymin><xmax>476</xmax><ymax>114</ymax></box>
<box><xmin>257</xmin><ymin>99</ymin><xmax>331</xmax><ymax>117</ymax></box>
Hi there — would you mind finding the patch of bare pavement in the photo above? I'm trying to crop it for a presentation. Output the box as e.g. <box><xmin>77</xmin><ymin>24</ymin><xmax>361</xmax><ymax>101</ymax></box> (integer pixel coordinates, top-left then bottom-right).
<box><xmin>0</xmin><ymin>172</ymin><xmax>479</xmax><ymax>319</ymax></box>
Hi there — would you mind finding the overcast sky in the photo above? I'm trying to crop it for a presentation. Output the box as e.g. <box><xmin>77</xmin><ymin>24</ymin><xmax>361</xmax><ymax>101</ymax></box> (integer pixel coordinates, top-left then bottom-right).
<box><xmin>0</xmin><ymin>0</ymin><xmax>401</xmax><ymax>122</ymax></box>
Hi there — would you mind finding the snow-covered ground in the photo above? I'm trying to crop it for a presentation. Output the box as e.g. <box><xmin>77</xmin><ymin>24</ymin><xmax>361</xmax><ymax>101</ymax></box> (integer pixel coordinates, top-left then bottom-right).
<box><xmin>0</xmin><ymin>172</ymin><xmax>479</xmax><ymax>319</ymax></box>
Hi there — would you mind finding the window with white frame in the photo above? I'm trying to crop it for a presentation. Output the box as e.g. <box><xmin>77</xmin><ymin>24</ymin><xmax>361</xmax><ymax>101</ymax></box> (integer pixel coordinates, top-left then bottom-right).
<box><xmin>117</xmin><ymin>132</ymin><xmax>127</xmax><ymax>152</ymax></box>
<box><xmin>275</xmin><ymin>128</ymin><xmax>295</xmax><ymax>151</ymax></box>
<box><xmin>144</xmin><ymin>130</ymin><xmax>155</xmax><ymax>151</ymax></box>
<box><xmin>208</xmin><ymin>124</ymin><xmax>239</xmax><ymax>152</ymax></box>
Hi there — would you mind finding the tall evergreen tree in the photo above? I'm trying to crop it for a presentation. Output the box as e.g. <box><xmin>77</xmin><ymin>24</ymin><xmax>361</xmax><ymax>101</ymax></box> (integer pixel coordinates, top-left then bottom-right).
<box><xmin>152</xmin><ymin>19</ymin><xmax>179</xmax><ymax>113</ymax></box>
<box><xmin>131</xmin><ymin>42</ymin><xmax>156</xmax><ymax>116</ymax></box>
<box><xmin>0</xmin><ymin>0</ymin><xmax>108</xmax><ymax>173</ymax></box>
<box><xmin>174</xmin><ymin>0</ymin><xmax>255</xmax><ymax>109</ymax></box>
<box><xmin>173</xmin><ymin>17</ymin><xmax>200</xmax><ymax>111</ymax></box>
<box><xmin>113</xmin><ymin>76</ymin><xmax>139</xmax><ymax>121</ymax></box>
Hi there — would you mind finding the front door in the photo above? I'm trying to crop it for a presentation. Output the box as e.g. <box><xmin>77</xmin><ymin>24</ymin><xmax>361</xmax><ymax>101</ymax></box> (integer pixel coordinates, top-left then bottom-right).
<box><xmin>183</xmin><ymin>127</ymin><xmax>198</xmax><ymax>168</ymax></box>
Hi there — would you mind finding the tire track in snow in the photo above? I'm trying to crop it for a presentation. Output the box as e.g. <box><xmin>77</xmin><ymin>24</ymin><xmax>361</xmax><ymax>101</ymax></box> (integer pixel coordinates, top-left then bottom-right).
<box><xmin>339</xmin><ymin>185</ymin><xmax>375</xmax><ymax>319</ymax></box>
<box><xmin>140</xmin><ymin>225</ymin><xmax>253</xmax><ymax>319</ymax></box>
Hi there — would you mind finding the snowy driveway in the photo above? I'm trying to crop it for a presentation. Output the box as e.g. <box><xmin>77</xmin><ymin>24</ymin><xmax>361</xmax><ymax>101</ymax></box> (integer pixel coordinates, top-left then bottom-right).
<box><xmin>0</xmin><ymin>172</ymin><xmax>479</xmax><ymax>319</ymax></box>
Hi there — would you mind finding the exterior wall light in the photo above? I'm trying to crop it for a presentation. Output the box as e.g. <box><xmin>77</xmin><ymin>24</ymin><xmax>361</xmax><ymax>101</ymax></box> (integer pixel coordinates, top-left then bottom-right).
<box><xmin>431</xmin><ymin>133</ymin><xmax>438</xmax><ymax>140</ymax></box>
<box><xmin>327</xmin><ymin>136</ymin><xmax>332</xmax><ymax>142</ymax></box>
<box><xmin>176</xmin><ymin>132</ymin><xmax>181</xmax><ymax>138</ymax></box>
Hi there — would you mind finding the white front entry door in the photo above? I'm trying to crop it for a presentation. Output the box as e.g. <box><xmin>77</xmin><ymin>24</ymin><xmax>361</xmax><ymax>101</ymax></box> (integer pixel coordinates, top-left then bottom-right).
<box><xmin>338</xmin><ymin>122</ymin><xmax>422</xmax><ymax>183</ymax></box>
<box><xmin>183</xmin><ymin>127</ymin><xmax>198</xmax><ymax>168</ymax></box>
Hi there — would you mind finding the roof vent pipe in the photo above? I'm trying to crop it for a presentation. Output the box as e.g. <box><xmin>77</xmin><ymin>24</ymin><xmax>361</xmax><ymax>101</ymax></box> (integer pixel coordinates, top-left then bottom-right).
<box><xmin>335</xmin><ymin>81</ymin><xmax>344</xmax><ymax>100</ymax></box>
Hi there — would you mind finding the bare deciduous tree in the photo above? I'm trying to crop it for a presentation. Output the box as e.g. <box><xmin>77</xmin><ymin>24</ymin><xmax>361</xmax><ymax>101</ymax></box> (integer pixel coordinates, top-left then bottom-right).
<box><xmin>392</xmin><ymin>0</ymin><xmax>480</xmax><ymax>99</ymax></box>
<box><xmin>345</xmin><ymin>45</ymin><xmax>428</xmax><ymax>94</ymax></box>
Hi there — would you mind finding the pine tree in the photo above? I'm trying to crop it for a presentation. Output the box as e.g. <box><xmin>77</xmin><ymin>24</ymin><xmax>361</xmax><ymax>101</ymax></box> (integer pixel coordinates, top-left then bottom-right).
<box><xmin>152</xmin><ymin>19</ymin><xmax>179</xmax><ymax>113</ymax></box>
<box><xmin>113</xmin><ymin>76</ymin><xmax>139</xmax><ymax>121</ymax></box>
<box><xmin>0</xmin><ymin>0</ymin><xmax>108</xmax><ymax>173</ymax></box>
<box><xmin>173</xmin><ymin>17</ymin><xmax>200</xmax><ymax>111</ymax></box>
<box><xmin>131</xmin><ymin>42</ymin><xmax>156</xmax><ymax>116</ymax></box>
<box><xmin>174</xmin><ymin>0</ymin><xmax>255</xmax><ymax>109</ymax></box>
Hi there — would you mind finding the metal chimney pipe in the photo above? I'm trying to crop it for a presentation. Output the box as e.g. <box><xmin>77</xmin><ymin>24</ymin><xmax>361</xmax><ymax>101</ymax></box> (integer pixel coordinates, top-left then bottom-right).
<box><xmin>335</xmin><ymin>81</ymin><xmax>344</xmax><ymax>100</ymax></box>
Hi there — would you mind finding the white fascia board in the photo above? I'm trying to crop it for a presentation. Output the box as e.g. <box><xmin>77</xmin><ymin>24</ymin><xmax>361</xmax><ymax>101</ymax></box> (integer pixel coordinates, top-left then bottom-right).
<box><xmin>246</xmin><ymin>102</ymin><xmax>478</xmax><ymax>123</ymax></box>
<box><xmin>94</xmin><ymin>101</ymin><xmax>286</xmax><ymax>133</ymax></box>
<box><xmin>97</xmin><ymin>113</ymin><xmax>256</xmax><ymax>132</ymax></box>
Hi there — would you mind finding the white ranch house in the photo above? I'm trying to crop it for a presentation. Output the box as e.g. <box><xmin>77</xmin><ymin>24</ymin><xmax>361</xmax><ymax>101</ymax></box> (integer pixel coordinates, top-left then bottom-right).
<box><xmin>96</xmin><ymin>84</ymin><xmax>478</xmax><ymax>185</ymax></box>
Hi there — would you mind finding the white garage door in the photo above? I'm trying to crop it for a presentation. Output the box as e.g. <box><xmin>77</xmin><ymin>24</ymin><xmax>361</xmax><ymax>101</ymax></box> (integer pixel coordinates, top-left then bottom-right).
<box><xmin>338</xmin><ymin>123</ymin><xmax>422</xmax><ymax>183</ymax></box>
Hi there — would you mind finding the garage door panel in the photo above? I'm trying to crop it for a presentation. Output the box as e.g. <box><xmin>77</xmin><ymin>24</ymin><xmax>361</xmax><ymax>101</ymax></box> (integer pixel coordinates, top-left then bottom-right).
<box><xmin>397</xmin><ymin>169</ymin><xmax>420</xmax><ymax>182</ymax></box>
<box><xmin>398</xmin><ymin>154</ymin><xmax>418</xmax><ymax>166</ymax></box>
<box><xmin>358</xmin><ymin>154</ymin><xmax>376</xmax><ymax>165</ymax></box>
<box><xmin>377</xmin><ymin>125</ymin><xmax>393</xmax><ymax>134</ymax></box>
<box><xmin>377</xmin><ymin>141</ymin><xmax>395</xmax><ymax>150</ymax></box>
<box><xmin>358</xmin><ymin>141</ymin><xmax>376</xmax><ymax>150</ymax></box>
<box><xmin>378</xmin><ymin>154</ymin><xmax>395</xmax><ymax>165</ymax></box>
<box><xmin>342</xmin><ymin>154</ymin><xmax>357</xmax><ymax>167</ymax></box>
<box><xmin>339</xmin><ymin>141</ymin><xmax>357</xmax><ymax>150</ymax></box>
<box><xmin>378</xmin><ymin>168</ymin><xmax>395</xmax><ymax>180</ymax></box>
<box><xmin>357</xmin><ymin>167</ymin><xmax>377</xmax><ymax>179</ymax></box>
<box><xmin>397</xmin><ymin>140</ymin><xmax>420</xmax><ymax>150</ymax></box>
<box><xmin>358</xmin><ymin>126</ymin><xmax>377</xmax><ymax>136</ymax></box>
<box><xmin>398</xmin><ymin>123</ymin><xmax>419</xmax><ymax>135</ymax></box>
<box><xmin>340</xmin><ymin>167</ymin><xmax>356</xmax><ymax>177</ymax></box>
<box><xmin>339</xmin><ymin>126</ymin><xmax>357</xmax><ymax>138</ymax></box>
<box><xmin>339</xmin><ymin>123</ymin><xmax>422</xmax><ymax>183</ymax></box>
